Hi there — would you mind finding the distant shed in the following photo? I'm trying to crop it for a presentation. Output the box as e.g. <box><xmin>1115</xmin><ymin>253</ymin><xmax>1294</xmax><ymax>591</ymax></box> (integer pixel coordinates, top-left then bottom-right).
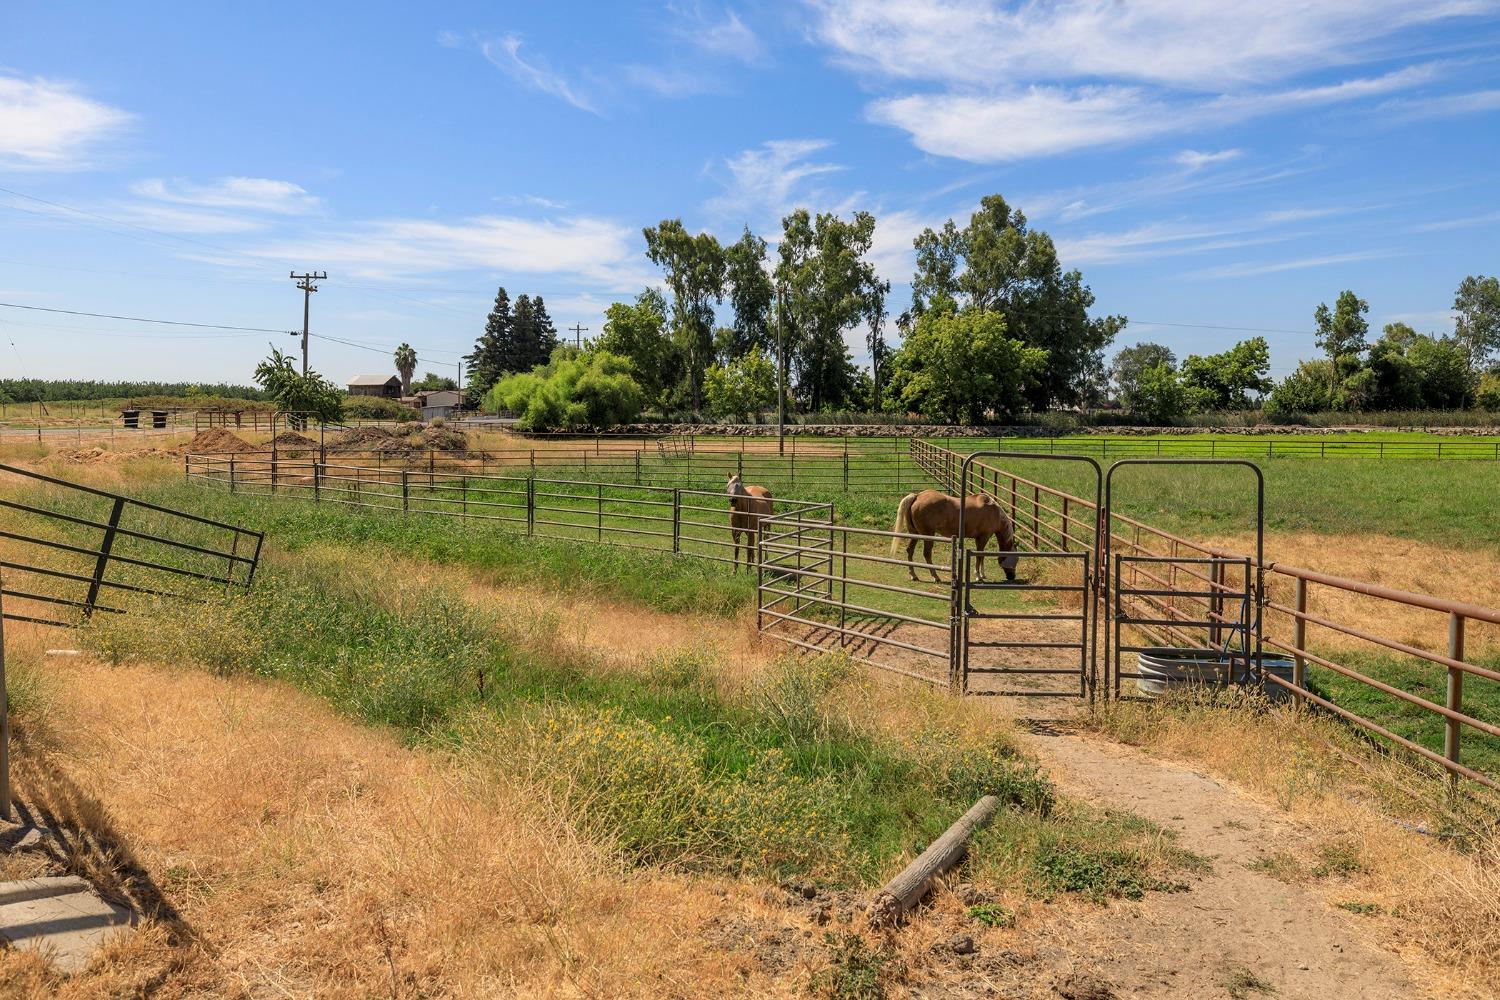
<box><xmin>347</xmin><ymin>374</ymin><xmax>401</xmax><ymax>398</ymax></box>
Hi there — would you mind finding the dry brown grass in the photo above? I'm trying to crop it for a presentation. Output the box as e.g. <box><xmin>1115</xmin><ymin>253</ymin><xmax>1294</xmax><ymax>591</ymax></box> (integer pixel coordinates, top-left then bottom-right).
<box><xmin>1081</xmin><ymin>694</ymin><xmax>1500</xmax><ymax>997</ymax></box>
<box><xmin>0</xmin><ymin>656</ymin><xmax>815</xmax><ymax>998</ymax></box>
<box><xmin>1205</xmin><ymin>531</ymin><xmax>1500</xmax><ymax>653</ymax></box>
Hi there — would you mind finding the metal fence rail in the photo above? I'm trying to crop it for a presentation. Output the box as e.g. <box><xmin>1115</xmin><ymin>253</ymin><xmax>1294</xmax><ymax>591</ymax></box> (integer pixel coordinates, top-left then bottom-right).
<box><xmin>912</xmin><ymin>438</ymin><xmax>1500</xmax><ymax>791</ymax></box>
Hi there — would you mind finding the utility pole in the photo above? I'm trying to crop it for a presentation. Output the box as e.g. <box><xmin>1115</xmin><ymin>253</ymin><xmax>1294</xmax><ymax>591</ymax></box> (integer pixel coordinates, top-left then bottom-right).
<box><xmin>288</xmin><ymin>271</ymin><xmax>327</xmax><ymax>374</ymax></box>
<box><xmin>569</xmin><ymin>323</ymin><xmax>588</xmax><ymax>349</ymax></box>
<box><xmin>776</xmin><ymin>283</ymin><xmax>787</xmax><ymax>456</ymax></box>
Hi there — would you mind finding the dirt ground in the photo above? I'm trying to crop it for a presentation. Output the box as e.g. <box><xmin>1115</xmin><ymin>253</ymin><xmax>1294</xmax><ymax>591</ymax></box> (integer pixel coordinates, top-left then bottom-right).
<box><xmin>1015</xmin><ymin>729</ymin><xmax>1417</xmax><ymax>999</ymax></box>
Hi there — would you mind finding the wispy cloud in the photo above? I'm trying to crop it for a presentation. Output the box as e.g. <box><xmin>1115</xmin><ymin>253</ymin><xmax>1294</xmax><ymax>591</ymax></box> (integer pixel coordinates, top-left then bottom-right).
<box><xmin>1023</xmin><ymin>151</ymin><xmax>1321</xmax><ymax>224</ymax></box>
<box><xmin>669</xmin><ymin>3</ymin><xmax>764</xmax><ymax>64</ymax></box>
<box><xmin>1055</xmin><ymin>219</ymin><xmax>1297</xmax><ymax>266</ymax></box>
<box><xmin>1191</xmin><ymin>249</ymin><xmax>1401</xmax><ymax>279</ymax></box>
<box><xmin>704</xmin><ymin>139</ymin><xmax>844</xmax><ymax>227</ymax></box>
<box><xmin>247</xmin><ymin>212</ymin><xmax>652</xmax><ymax>287</ymax></box>
<box><xmin>869</xmin><ymin>65</ymin><xmax>1435</xmax><ymax>162</ymax></box>
<box><xmin>0</xmin><ymin>74</ymin><xmax>132</xmax><ymax>170</ymax></box>
<box><xmin>131</xmin><ymin>177</ymin><xmax>321</xmax><ymax>215</ymax></box>
<box><xmin>1378</xmin><ymin>88</ymin><xmax>1500</xmax><ymax>121</ymax></box>
<box><xmin>475</xmin><ymin>34</ymin><xmax>601</xmax><ymax>115</ymax></box>
<box><xmin>621</xmin><ymin>64</ymin><xmax>722</xmax><ymax>98</ymax></box>
<box><xmin>1409</xmin><ymin>208</ymin><xmax>1500</xmax><ymax>232</ymax></box>
<box><xmin>1174</xmin><ymin>149</ymin><xmax>1242</xmax><ymax>170</ymax></box>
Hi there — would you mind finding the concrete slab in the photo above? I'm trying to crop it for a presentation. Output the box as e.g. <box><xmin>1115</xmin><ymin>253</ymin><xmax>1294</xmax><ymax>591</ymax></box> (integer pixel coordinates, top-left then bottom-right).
<box><xmin>0</xmin><ymin>876</ymin><xmax>135</xmax><ymax>974</ymax></box>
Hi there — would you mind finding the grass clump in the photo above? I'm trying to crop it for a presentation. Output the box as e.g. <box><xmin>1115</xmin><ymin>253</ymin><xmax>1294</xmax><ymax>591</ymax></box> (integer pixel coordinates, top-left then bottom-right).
<box><xmin>811</xmin><ymin>932</ymin><xmax>900</xmax><ymax>1000</ymax></box>
<box><xmin>476</xmin><ymin>702</ymin><xmax>852</xmax><ymax>878</ymax></box>
<box><xmin>1224</xmin><ymin>964</ymin><xmax>1277</xmax><ymax>998</ymax></box>
<box><xmin>966</xmin><ymin>902</ymin><xmax>1014</xmax><ymax>928</ymax></box>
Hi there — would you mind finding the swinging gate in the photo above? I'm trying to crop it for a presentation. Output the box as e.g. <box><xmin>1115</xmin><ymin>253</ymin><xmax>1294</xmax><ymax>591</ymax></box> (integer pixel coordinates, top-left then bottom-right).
<box><xmin>756</xmin><ymin>452</ymin><xmax>1267</xmax><ymax>702</ymax></box>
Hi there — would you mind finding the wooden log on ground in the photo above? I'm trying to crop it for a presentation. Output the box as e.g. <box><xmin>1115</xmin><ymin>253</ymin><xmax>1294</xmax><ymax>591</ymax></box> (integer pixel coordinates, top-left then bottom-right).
<box><xmin>867</xmin><ymin>794</ymin><xmax>1001</xmax><ymax>927</ymax></box>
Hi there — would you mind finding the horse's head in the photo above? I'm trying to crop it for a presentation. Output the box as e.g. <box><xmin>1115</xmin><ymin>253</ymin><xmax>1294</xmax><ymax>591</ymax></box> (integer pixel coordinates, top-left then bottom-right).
<box><xmin>727</xmin><ymin>474</ymin><xmax>745</xmax><ymax>508</ymax></box>
<box><xmin>1000</xmin><ymin>550</ymin><xmax>1020</xmax><ymax>581</ymax></box>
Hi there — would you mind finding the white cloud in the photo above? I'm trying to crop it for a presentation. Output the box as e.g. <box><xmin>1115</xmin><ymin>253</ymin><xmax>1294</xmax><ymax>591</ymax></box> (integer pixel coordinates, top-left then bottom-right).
<box><xmin>477</xmin><ymin>34</ymin><xmax>600</xmax><ymax>115</ymax></box>
<box><xmin>1174</xmin><ymin>149</ymin><xmax>1242</xmax><ymax>170</ymax></box>
<box><xmin>810</xmin><ymin>0</ymin><xmax>1492</xmax><ymax>89</ymax></box>
<box><xmin>0</xmin><ymin>75</ymin><xmax>131</xmax><ymax>170</ymax></box>
<box><xmin>872</xmin><ymin>66</ymin><xmax>1435</xmax><ymax>162</ymax></box>
<box><xmin>670</xmin><ymin>4</ymin><xmax>764</xmax><ymax>64</ymax></box>
<box><xmin>704</xmin><ymin>139</ymin><xmax>844</xmax><ymax>226</ymax></box>
<box><xmin>247</xmin><ymin>212</ymin><xmax>652</xmax><ymax>287</ymax></box>
<box><xmin>131</xmin><ymin>177</ymin><xmax>321</xmax><ymax>214</ymax></box>
<box><xmin>813</xmin><ymin>0</ymin><xmax>1485</xmax><ymax>161</ymax></box>
<box><xmin>1191</xmin><ymin>249</ymin><xmax>1400</xmax><ymax>279</ymax></box>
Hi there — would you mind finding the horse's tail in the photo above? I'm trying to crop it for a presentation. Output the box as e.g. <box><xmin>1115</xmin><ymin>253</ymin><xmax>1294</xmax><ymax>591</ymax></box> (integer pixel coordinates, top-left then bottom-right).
<box><xmin>891</xmin><ymin>493</ymin><xmax>918</xmax><ymax>556</ymax></box>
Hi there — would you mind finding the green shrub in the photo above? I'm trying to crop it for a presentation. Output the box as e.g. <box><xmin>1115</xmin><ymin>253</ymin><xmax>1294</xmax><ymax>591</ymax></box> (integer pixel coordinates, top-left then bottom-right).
<box><xmin>342</xmin><ymin>395</ymin><xmax>419</xmax><ymax>421</ymax></box>
<box><xmin>487</xmin><ymin>348</ymin><xmax>645</xmax><ymax>430</ymax></box>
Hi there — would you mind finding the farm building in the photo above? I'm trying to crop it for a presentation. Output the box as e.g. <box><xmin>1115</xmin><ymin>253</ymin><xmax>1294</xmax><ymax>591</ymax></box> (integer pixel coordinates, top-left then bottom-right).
<box><xmin>416</xmin><ymin>388</ymin><xmax>462</xmax><ymax>420</ymax></box>
<box><xmin>347</xmin><ymin>374</ymin><xmax>401</xmax><ymax>398</ymax></box>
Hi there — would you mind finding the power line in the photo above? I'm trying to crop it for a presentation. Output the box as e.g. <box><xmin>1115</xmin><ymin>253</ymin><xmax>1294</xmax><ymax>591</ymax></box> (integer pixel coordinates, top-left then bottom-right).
<box><xmin>1130</xmin><ymin>319</ymin><xmax>1318</xmax><ymax>336</ymax></box>
<box><xmin>0</xmin><ymin>300</ymin><xmax>292</xmax><ymax>334</ymax></box>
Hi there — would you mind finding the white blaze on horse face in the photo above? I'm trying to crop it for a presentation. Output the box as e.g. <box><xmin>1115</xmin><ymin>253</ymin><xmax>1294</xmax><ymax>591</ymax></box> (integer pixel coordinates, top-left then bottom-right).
<box><xmin>727</xmin><ymin>474</ymin><xmax>744</xmax><ymax>507</ymax></box>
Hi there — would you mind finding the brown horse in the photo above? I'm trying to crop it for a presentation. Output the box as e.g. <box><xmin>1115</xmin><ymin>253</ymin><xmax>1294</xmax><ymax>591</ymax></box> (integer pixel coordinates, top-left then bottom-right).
<box><xmin>727</xmin><ymin>474</ymin><xmax>774</xmax><ymax>572</ymax></box>
<box><xmin>890</xmin><ymin>489</ymin><xmax>1019</xmax><ymax>583</ymax></box>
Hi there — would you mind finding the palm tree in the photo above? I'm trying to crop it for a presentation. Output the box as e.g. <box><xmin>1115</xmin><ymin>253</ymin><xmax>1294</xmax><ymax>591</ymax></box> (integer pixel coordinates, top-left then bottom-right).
<box><xmin>394</xmin><ymin>342</ymin><xmax>417</xmax><ymax>397</ymax></box>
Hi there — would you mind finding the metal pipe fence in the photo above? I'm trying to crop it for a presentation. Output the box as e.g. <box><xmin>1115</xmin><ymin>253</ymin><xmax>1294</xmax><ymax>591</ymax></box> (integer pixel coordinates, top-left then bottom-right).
<box><xmin>757</xmin><ymin>506</ymin><xmax>958</xmax><ymax>688</ymax></box>
<box><xmin>184</xmin><ymin>453</ymin><xmax>834</xmax><ymax>567</ymax></box>
<box><xmin>912</xmin><ymin>438</ymin><xmax>1500</xmax><ymax>791</ymax></box>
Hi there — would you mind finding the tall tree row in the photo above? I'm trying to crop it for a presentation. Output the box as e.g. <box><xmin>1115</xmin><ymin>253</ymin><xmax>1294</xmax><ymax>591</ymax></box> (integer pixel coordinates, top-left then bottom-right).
<box><xmin>465</xmin><ymin>286</ymin><xmax>560</xmax><ymax>401</ymax></box>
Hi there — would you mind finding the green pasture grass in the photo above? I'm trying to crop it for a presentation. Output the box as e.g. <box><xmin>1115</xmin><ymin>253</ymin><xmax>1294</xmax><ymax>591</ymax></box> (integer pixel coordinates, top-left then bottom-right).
<box><xmin>81</xmin><ymin>548</ymin><xmax>1203</xmax><ymax>895</ymax></box>
<box><xmin>1305</xmin><ymin>651</ymin><xmax>1500</xmax><ymax>776</ymax></box>
<box><xmin>981</xmin><ymin>457</ymin><xmax>1500</xmax><ymax>551</ymax></box>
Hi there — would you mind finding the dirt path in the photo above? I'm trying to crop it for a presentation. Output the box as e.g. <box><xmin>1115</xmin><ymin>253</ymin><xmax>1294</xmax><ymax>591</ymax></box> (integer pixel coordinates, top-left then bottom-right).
<box><xmin>1012</xmin><ymin>726</ymin><xmax>1420</xmax><ymax>999</ymax></box>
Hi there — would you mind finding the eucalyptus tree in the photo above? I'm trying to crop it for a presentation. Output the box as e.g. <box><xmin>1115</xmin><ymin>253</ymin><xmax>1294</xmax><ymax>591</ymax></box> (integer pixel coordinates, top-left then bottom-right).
<box><xmin>910</xmin><ymin>194</ymin><xmax>1124</xmax><ymax>409</ymax></box>
<box><xmin>643</xmin><ymin>219</ymin><xmax>726</xmax><ymax>411</ymax></box>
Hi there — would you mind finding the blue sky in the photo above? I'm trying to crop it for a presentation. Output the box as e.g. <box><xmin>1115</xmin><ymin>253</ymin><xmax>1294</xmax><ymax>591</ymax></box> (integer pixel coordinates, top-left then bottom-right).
<box><xmin>2</xmin><ymin>1</ymin><xmax>1498</xmax><ymax>385</ymax></box>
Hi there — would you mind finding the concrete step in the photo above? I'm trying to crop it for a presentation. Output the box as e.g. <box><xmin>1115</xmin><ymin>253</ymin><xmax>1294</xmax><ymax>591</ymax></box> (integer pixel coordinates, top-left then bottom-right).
<box><xmin>0</xmin><ymin>876</ymin><xmax>136</xmax><ymax>974</ymax></box>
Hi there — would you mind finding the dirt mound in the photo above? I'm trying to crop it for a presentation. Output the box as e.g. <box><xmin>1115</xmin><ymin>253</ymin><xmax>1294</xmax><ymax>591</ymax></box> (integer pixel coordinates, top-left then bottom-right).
<box><xmin>51</xmin><ymin>446</ymin><xmax>176</xmax><ymax>465</ymax></box>
<box><xmin>271</xmin><ymin>431</ymin><xmax>317</xmax><ymax>449</ymax></box>
<box><xmin>183</xmin><ymin>428</ymin><xmax>257</xmax><ymax>454</ymax></box>
<box><xmin>328</xmin><ymin>424</ymin><xmax>468</xmax><ymax>454</ymax></box>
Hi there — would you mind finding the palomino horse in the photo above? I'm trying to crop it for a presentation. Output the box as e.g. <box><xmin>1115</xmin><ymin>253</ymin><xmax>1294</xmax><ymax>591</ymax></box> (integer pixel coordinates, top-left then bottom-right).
<box><xmin>727</xmin><ymin>474</ymin><xmax>774</xmax><ymax>572</ymax></box>
<box><xmin>890</xmin><ymin>489</ymin><xmax>1019</xmax><ymax>583</ymax></box>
